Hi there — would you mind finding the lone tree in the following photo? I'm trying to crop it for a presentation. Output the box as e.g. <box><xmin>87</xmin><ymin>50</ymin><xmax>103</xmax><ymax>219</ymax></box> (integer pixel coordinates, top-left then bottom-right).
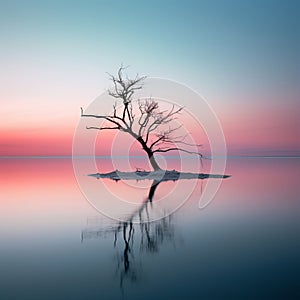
<box><xmin>81</xmin><ymin>66</ymin><xmax>202</xmax><ymax>171</ymax></box>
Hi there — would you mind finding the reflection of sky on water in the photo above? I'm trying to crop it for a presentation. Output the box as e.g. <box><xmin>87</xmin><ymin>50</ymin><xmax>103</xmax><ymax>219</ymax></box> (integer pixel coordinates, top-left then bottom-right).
<box><xmin>0</xmin><ymin>158</ymin><xmax>299</xmax><ymax>299</ymax></box>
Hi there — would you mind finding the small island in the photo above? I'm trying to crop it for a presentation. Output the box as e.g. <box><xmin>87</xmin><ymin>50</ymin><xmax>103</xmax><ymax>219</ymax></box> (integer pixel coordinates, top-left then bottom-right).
<box><xmin>89</xmin><ymin>169</ymin><xmax>230</xmax><ymax>182</ymax></box>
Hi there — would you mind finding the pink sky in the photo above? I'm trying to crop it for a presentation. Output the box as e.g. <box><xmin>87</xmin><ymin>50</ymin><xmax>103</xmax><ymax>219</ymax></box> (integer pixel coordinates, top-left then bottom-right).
<box><xmin>0</xmin><ymin>97</ymin><xmax>299</xmax><ymax>157</ymax></box>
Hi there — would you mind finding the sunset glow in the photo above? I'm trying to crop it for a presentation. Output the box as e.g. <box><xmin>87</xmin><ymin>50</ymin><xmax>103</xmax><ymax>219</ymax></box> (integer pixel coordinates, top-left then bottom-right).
<box><xmin>0</xmin><ymin>1</ymin><xmax>299</xmax><ymax>157</ymax></box>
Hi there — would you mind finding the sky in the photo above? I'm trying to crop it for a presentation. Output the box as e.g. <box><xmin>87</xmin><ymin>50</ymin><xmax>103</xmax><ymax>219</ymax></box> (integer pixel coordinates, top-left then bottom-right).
<box><xmin>0</xmin><ymin>0</ymin><xmax>299</xmax><ymax>156</ymax></box>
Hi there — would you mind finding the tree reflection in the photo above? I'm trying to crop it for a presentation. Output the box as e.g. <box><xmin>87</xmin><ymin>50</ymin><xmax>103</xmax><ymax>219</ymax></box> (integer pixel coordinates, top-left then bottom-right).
<box><xmin>81</xmin><ymin>179</ymin><xmax>175</xmax><ymax>290</ymax></box>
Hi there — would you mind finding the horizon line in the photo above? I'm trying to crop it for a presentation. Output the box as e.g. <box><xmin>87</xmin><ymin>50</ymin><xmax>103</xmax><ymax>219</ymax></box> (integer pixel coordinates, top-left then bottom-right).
<box><xmin>0</xmin><ymin>155</ymin><xmax>299</xmax><ymax>159</ymax></box>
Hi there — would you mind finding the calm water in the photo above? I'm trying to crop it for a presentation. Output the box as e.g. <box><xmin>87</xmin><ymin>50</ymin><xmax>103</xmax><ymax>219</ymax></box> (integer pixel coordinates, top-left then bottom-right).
<box><xmin>0</xmin><ymin>157</ymin><xmax>299</xmax><ymax>299</ymax></box>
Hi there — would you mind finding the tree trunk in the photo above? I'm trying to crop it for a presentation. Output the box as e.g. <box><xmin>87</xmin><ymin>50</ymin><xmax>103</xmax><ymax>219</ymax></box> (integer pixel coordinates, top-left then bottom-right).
<box><xmin>147</xmin><ymin>151</ymin><xmax>161</xmax><ymax>171</ymax></box>
<box><xmin>135</xmin><ymin>136</ymin><xmax>162</xmax><ymax>171</ymax></box>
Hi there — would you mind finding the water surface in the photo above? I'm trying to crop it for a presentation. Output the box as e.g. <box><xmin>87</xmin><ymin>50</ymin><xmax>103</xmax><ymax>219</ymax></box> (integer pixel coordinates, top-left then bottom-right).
<box><xmin>0</xmin><ymin>157</ymin><xmax>299</xmax><ymax>299</ymax></box>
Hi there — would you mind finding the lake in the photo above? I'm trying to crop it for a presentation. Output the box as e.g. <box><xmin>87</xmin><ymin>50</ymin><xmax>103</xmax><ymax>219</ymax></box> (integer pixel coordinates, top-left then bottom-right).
<box><xmin>0</xmin><ymin>157</ymin><xmax>299</xmax><ymax>299</ymax></box>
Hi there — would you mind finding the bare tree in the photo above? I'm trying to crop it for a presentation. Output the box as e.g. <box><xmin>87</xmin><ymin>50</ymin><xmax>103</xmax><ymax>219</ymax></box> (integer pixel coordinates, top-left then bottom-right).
<box><xmin>81</xmin><ymin>66</ymin><xmax>202</xmax><ymax>171</ymax></box>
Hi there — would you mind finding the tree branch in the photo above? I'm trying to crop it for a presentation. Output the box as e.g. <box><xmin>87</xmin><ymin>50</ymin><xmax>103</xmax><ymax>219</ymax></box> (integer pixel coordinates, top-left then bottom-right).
<box><xmin>86</xmin><ymin>126</ymin><xmax>120</xmax><ymax>130</ymax></box>
<box><xmin>153</xmin><ymin>147</ymin><xmax>203</xmax><ymax>157</ymax></box>
<box><xmin>81</xmin><ymin>107</ymin><xmax>126</xmax><ymax>130</ymax></box>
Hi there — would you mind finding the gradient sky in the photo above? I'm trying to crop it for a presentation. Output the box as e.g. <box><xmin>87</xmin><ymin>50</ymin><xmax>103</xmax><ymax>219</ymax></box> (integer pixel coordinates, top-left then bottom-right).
<box><xmin>0</xmin><ymin>0</ymin><xmax>299</xmax><ymax>156</ymax></box>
